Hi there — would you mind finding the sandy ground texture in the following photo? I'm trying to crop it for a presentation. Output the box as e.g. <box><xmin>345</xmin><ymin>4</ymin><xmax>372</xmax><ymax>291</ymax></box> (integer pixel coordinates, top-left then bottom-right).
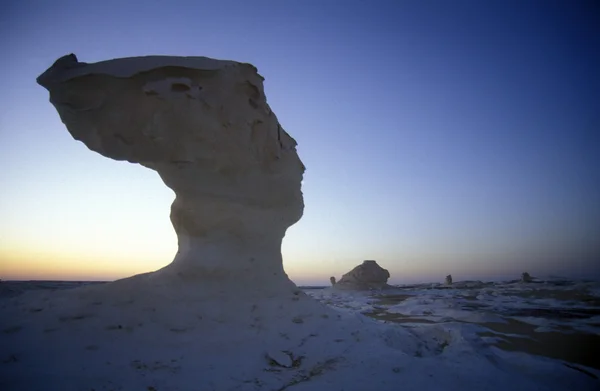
<box><xmin>1</xmin><ymin>278</ymin><xmax>599</xmax><ymax>391</ymax></box>
<box><xmin>307</xmin><ymin>278</ymin><xmax>600</xmax><ymax>371</ymax></box>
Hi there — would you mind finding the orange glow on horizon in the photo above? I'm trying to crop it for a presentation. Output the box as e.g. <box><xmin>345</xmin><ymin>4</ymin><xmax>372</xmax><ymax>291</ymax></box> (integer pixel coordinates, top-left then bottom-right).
<box><xmin>0</xmin><ymin>244</ymin><xmax>169</xmax><ymax>281</ymax></box>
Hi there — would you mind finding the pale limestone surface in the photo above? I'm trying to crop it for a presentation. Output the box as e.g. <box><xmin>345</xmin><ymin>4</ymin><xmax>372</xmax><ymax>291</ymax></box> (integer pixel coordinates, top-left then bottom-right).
<box><xmin>38</xmin><ymin>54</ymin><xmax>304</xmax><ymax>293</ymax></box>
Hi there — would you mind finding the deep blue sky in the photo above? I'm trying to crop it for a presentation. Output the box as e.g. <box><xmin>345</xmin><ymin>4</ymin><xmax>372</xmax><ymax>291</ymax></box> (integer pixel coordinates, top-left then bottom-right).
<box><xmin>1</xmin><ymin>0</ymin><xmax>599</xmax><ymax>283</ymax></box>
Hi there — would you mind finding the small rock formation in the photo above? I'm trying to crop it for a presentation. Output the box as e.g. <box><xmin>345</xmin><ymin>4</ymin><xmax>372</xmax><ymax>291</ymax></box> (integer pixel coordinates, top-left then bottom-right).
<box><xmin>521</xmin><ymin>272</ymin><xmax>533</xmax><ymax>283</ymax></box>
<box><xmin>266</xmin><ymin>350</ymin><xmax>294</xmax><ymax>368</ymax></box>
<box><xmin>335</xmin><ymin>260</ymin><xmax>391</xmax><ymax>290</ymax></box>
<box><xmin>445</xmin><ymin>274</ymin><xmax>453</xmax><ymax>285</ymax></box>
<box><xmin>330</xmin><ymin>276</ymin><xmax>337</xmax><ymax>286</ymax></box>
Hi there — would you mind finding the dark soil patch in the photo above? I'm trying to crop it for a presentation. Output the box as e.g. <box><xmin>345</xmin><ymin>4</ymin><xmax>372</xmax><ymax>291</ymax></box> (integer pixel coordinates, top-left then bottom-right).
<box><xmin>563</xmin><ymin>363</ymin><xmax>598</xmax><ymax>379</ymax></box>
<box><xmin>372</xmin><ymin>294</ymin><xmax>413</xmax><ymax>306</ymax></box>
<box><xmin>366</xmin><ymin>309</ymin><xmax>435</xmax><ymax>324</ymax></box>
<box><xmin>461</xmin><ymin>302</ymin><xmax>490</xmax><ymax>311</ymax></box>
<box><xmin>502</xmin><ymin>307</ymin><xmax>600</xmax><ymax>320</ymax></box>
<box><xmin>504</xmin><ymin>289</ymin><xmax>600</xmax><ymax>306</ymax></box>
<box><xmin>479</xmin><ymin>318</ymin><xmax>600</xmax><ymax>370</ymax></box>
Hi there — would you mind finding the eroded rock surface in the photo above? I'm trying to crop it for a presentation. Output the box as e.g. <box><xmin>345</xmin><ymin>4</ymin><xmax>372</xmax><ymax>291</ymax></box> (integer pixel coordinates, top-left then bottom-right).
<box><xmin>37</xmin><ymin>54</ymin><xmax>305</xmax><ymax>293</ymax></box>
<box><xmin>335</xmin><ymin>260</ymin><xmax>391</xmax><ymax>290</ymax></box>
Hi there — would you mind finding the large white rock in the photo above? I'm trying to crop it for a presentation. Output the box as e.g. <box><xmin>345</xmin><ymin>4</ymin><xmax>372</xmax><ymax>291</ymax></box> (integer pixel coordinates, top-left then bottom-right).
<box><xmin>37</xmin><ymin>53</ymin><xmax>304</xmax><ymax>294</ymax></box>
<box><xmin>0</xmin><ymin>54</ymin><xmax>595</xmax><ymax>391</ymax></box>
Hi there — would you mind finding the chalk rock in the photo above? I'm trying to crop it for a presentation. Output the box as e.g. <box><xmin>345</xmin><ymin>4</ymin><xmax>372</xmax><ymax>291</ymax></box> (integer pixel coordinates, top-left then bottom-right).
<box><xmin>266</xmin><ymin>350</ymin><xmax>293</xmax><ymax>368</ymax></box>
<box><xmin>521</xmin><ymin>272</ymin><xmax>533</xmax><ymax>283</ymax></box>
<box><xmin>330</xmin><ymin>276</ymin><xmax>337</xmax><ymax>285</ymax></box>
<box><xmin>22</xmin><ymin>53</ymin><xmax>358</xmax><ymax>389</ymax></box>
<box><xmin>445</xmin><ymin>275</ymin><xmax>453</xmax><ymax>285</ymax></box>
<box><xmin>37</xmin><ymin>54</ymin><xmax>305</xmax><ymax>293</ymax></box>
<box><xmin>335</xmin><ymin>260</ymin><xmax>391</xmax><ymax>290</ymax></box>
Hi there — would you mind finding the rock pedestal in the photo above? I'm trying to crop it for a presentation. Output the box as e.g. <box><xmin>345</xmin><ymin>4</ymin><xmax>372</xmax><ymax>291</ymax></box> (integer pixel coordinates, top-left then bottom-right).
<box><xmin>9</xmin><ymin>53</ymin><xmax>360</xmax><ymax>389</ymax></box>
<box><xmin>37</xmin><ymin>54</ymin><xmax>305</xmax><ymax>294</ymax></box>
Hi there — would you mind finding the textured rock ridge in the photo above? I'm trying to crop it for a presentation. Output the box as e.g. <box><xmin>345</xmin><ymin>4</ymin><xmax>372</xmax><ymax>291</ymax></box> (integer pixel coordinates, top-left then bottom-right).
<box><xmin>37</xmin><ymin>54</ymin><xmax>305</xmax><ymax>291</ymax></box>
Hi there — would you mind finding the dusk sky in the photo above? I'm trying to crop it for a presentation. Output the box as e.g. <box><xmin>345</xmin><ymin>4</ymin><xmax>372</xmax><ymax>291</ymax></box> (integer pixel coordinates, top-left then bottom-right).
<box><xmin>1</xmin><ymin>0</ymin><xmax>599</xmax><ymax>284</ymax></box>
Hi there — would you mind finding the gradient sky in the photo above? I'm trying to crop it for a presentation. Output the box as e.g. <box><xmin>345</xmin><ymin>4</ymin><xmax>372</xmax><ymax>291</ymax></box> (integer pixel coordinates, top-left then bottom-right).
<box><xmin>1</xmin><ymin>0</ymin><xmax>599</xmax><ymax>284</ymax></box>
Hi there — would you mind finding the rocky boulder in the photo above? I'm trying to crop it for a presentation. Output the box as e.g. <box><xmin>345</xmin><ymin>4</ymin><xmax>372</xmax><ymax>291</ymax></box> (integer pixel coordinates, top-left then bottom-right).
<box><xmin>521</xmin><ymin>272</ymin><xmax>533</xmax><ymax>283</ymax></box>
<box><xmin>335</xmin><ymin>260</ymin><xmax>391</xmax><ymax>290</ymax></box>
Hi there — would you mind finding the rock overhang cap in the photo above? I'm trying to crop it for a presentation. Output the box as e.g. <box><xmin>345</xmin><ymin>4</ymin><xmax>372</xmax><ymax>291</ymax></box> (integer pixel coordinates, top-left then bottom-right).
<box><xmin>36</xmin><ymin>53</ymin><xmax>259</xmax><ymax>87</ymax></box>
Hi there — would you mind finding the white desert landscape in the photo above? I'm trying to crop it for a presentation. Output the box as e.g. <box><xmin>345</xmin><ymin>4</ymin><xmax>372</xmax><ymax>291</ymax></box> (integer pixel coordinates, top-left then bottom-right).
<box><xmin>1</xmin><ymin>54</ymin><xmax>598</xmax><ymax>390</ymax></box>
<box><xmin>1</xmin><ymin>274</ymin><xmax>599</xmax><ymax>390</ymax></box>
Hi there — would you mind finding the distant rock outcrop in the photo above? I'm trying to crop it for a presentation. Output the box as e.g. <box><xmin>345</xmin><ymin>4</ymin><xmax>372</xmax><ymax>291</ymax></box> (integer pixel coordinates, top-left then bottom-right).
<box><xmin>330</xmin><ymin>276</ymin><xmax>337</xmax><ymax>286</ymax></box>
<box><xmin>335</xmin><ymin>260</ymin><xmax>391</xmax><ymax>290</ymax></box>
<box><xmin>521</xmin><ymin>272</ymin><xmax>533</xmax><ymax>283</ymax></box>
<box><xmin>445</xmin><ymin>275</ymin><xmax>453</xmax><ymax>285</ymax></box>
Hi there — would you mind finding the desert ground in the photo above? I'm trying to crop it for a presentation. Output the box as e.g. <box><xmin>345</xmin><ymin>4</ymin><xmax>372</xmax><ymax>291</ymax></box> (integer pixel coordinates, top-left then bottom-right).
<box><xmin>306</xmin><ymin>278</ymin><xmax>600</xmax><ymax>373</ymax></box>
<box><xmin>2</xmin><ymin>277</ymin><xmax>599</xmax><ymax>388</ymax></box>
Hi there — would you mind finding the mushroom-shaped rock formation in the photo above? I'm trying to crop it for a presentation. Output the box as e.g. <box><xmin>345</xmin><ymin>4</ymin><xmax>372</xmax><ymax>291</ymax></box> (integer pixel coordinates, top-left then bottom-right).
<box><xmin>2</xmin><ymin>54</ymin><xmax>350</xmax><ymax>390</ymax></box>
<box><xmin>2</xmin><ymin>53</ymin><xmax>411</xmax><ymax>390</ymax></box>
<box><xmin>445</xmin><ymin>274</ymin><xmax>453</xmax><ymax>285</ymax></box>
<box><xmin>335</xmin><ymin>260</ymin><xmax>391</xmax><ymax>290</ymax></box>
<box><xmin>330</xmin><ymin>276</ymin><xmax>337</xmax><ymax>285</ymax></box>
<box><xmin>36</xmin><ymin>54</ymin><xmax>304</xmax><ymax>294</ymax></box>
<box><xmin>0</xmin><ymin>55</ymin><xmax>594</xmax><ymax>391</ymax></box>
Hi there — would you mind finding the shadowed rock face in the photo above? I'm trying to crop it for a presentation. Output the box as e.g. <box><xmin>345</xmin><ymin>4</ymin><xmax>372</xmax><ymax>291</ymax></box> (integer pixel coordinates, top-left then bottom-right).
<box><xmin>37</xmin><ymin>54</ymin><xmax>305</xmax><ymax>289</ymax></box>
<box><xmin>335</xmin><ymin>260</ymin><xmax>391</xmax><ymax>290</ymax></box>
